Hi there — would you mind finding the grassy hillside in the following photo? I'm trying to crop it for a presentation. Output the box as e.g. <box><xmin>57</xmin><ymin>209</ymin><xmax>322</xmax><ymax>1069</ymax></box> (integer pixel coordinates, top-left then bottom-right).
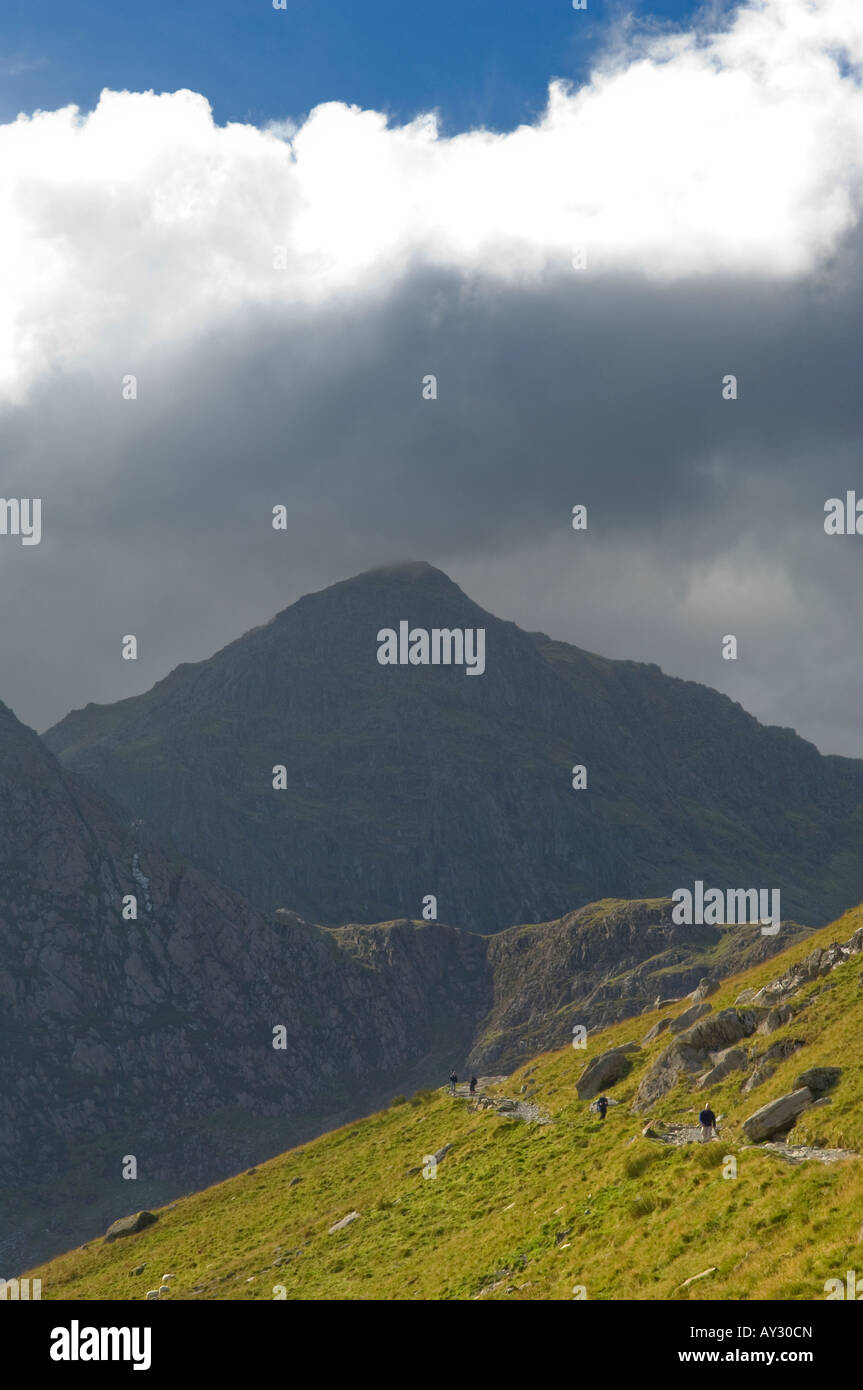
<box><xmin>28</xmin><ymin>906</ymin><xmax>863</xmax><ymax>1301</ymax></box>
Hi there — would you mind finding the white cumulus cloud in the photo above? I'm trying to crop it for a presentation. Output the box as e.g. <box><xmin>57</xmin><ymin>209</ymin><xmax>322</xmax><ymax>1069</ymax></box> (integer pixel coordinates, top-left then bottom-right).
<box><xmin>0</xmin><ymin>0</ymin><xmax>862</xmax><ymax>400</ymax></box>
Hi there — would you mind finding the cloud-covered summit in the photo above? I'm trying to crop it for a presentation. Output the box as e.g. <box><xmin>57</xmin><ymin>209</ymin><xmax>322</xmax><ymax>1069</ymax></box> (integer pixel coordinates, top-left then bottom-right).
<box><xmin>1</xmin><ymin>0</ymin><xmax>861</xmax><ymax>754</ymax></box>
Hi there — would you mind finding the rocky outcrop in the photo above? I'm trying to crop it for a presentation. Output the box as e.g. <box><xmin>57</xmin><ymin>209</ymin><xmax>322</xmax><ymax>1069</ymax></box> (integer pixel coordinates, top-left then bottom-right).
<box><xmin>742</xmin><ymin>1088</ymin><xmax>815</xmax><ymax>1142</ymax></box>
<box><xmin>757</xmin><ymin>1005</ymin><xmax>793</xmax><ymax>1034</ymax></box>
<box><xmin>689</xmin><ymin>979</ymin><xmax>719</xmax><ymax>1004</ymax></box>
<box><xmin>469</xmin><ymin>898</ymin><xmax>802</xmax><ymax>1070</ymax></box>
<box><xmin>752</xmin><ymin>930</ymin><xmax>863</xmax><ymax>1008</ymax></box>
<box><xmin>697</xmin><ymin>1046</ymin><xmax>747</xmax><ymax>1089</ymax></box>
<box><xmin>633</xmin><ymin>1010</ymin><xmax>764</xmax><ymax>1111</ymax></box>
<box><xmin>670</xmin><ymin>1002</ymin><xmax>712</xmax><ymax>1035</ymax></box>
<box><xmin>642</xmin><ymin>1018</ymin><xmax>671</xmax><ymax>1045</ymax></box>
<box><xmin>741</xmin><ymin>1036</ymin><xmax>806</xmax><ymax>1093</ymax></box>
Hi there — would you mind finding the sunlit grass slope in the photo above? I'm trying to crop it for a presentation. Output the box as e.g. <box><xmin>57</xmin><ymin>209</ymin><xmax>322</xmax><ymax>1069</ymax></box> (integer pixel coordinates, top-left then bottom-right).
<box><xmin>29</xmin><ymin>905</ymin><xmax>863</xmax><ymax>1301</ymax></box>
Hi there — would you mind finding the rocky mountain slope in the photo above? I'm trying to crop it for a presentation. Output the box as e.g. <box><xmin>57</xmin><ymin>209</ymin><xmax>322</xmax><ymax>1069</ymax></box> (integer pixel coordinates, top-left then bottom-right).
<box><xmin>43</xmin><ymin>562</ymin><xmax>863</xmax><ymax>932</ymax></box>
<box><xmin>25</xmin><ymin>902</ymin><xmax>863</xmax><ymax>1302</ymax></box>
<box><xmin>0</xmin><ymin>700</ymin><xmax>486</xmax><ymax>1271</ymax></box>
<box><xmin>0</xmin><ymin>698</ymin><xmax>810</xmax><ymax>1273</ymax></box>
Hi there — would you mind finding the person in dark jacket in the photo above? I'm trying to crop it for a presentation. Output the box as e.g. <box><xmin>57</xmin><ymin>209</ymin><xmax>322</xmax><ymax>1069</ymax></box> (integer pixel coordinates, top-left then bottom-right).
<box><xmin>469</xmin><ymin>1076</ymin><xmax>477</xmax><ymax>1095</ymax></box>
<box><xmin>597</xmin><ymin>1095</ymin><xmax>609</xmax><ymax>1121</ymax></box>
<box><xmin>699</xmin><ymin>1104</ymin><xmax>717</xmax><ymax>1141</ymax></box>
<box><xmin>448</xmin><ymin>1071</ymin><xmax>458</xmax><ymax>1095</ymax></box>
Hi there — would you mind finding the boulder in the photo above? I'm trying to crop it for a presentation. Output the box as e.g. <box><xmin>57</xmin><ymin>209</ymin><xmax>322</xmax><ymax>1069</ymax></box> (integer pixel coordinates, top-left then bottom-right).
<box><xmin>103</xmin><ymin>1211</ymin><xmax>158</xmax><ymax>1244</ymax></box>
<box><xmin>794</xmin><ymin>1066</ymin><xmax>841</xmax><ymax>1095</ymax></box>
<box><xmin>576</xmin><ymin>1043</ymin><xmax>640</xmax><ymax>1100</ymax></box>
<box><xmin>328</xmin><ymin>1211</ymin><xmax>360</xmax><ymax>1234</ymax></box>
<box><xmin>669</xmin><ymin>1002</ymin><xmax>712</xmax><ymax>1035</ymax></box>
<box><xmin>641</xmin><ymin>1018</ymin><xmax>671</xmax><ymax>1045</ymax></box>
<box><xmin>742</xmin><ymin>1087</ymin><xmax>814</xmax><ymax>1142</ymax></box>
<box><xmin>683</xmin><ymin>1008</ymin><xmax>765</xmax><ymax>1054</ymax></box>
<box><xmin>735</xmin><ymin>988</ymin><xmax>757</xmax><ymax>1005</ymax></box>
<box><xmin>678</xmin><ymin>1266</ymin><xmax>717</xmax><ymax>1290</ymax></box>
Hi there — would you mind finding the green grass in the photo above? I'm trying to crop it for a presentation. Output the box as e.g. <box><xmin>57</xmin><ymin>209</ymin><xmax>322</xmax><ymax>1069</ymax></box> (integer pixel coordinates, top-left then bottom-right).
<box><xmin>26</xmin><ymin>905</ymin><xmax>863</xmax><ymax>1301</ymax></box>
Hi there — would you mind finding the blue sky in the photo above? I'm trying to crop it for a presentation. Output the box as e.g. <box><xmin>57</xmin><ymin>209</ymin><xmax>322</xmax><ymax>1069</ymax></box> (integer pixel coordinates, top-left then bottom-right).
<box><xmin>1</xmin><ymin>0</ymin><xmax>713</xmax><ymax>131</ymax></box>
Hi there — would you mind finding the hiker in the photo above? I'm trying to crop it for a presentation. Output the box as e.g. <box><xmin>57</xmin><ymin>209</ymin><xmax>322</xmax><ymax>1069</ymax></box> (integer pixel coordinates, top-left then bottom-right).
<box><xmin>596</xmin><ymin>1095</ymin><xmax>609</xmax><ymax>1121</ymax></box>
<box><xmin>448</xmin><ymin>1070</ymin><xmax>458</xmax><ymax>1095</ymax></box>
<box><xmin>469</xmin><ymin>1076</ymin><xmax>477</xmax><ymax>1096</ymax></box>
<box><xmin>699</xmin><ymin>1103</ymin><xmax>717</xmax><ymax>1142</ymax></box>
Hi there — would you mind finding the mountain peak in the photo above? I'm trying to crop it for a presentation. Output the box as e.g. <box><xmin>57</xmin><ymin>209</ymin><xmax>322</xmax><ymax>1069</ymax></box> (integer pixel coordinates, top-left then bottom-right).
<box><xmin>299</xmin><ymin>559</ymin><xmax>480</xmax><ymax>617</ymax></box>
<box><xmin>42</xmin><ymin>565</ymin><xmax>863</xmax><ymax>934</ymax></box>
<box><xmin>362</xmin><ymin>560</ymin><xmax>442</xmax><ymax>578</ymax></box>
<box><xmin>345</xmin><ymin>560</ymin><xmax>464</xmax><ymax>592</ymax></box>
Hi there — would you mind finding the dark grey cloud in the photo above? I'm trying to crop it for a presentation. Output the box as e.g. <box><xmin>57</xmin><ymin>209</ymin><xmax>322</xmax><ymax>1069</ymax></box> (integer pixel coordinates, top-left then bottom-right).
<box><xmin>1</xmin><ymin>234</ymin><xmax>862</xmax><ymax>755</ymax></box>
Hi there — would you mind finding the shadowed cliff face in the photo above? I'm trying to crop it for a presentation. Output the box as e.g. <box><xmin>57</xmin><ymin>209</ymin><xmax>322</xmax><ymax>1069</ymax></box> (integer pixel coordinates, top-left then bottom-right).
<box><xmin>0</xmin><ymin>702</ymin><xmax>493</xmax><ymax>1269</ymax></box>
<box><xmin>43</xmin><ymin>563</ymin><xmax>863</xmax><ymax>932</ymax></box>
<box><xmin>0</xmin><ymin>695</ymin><xmax>812</xmax><ymax>1271</ymax></box>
